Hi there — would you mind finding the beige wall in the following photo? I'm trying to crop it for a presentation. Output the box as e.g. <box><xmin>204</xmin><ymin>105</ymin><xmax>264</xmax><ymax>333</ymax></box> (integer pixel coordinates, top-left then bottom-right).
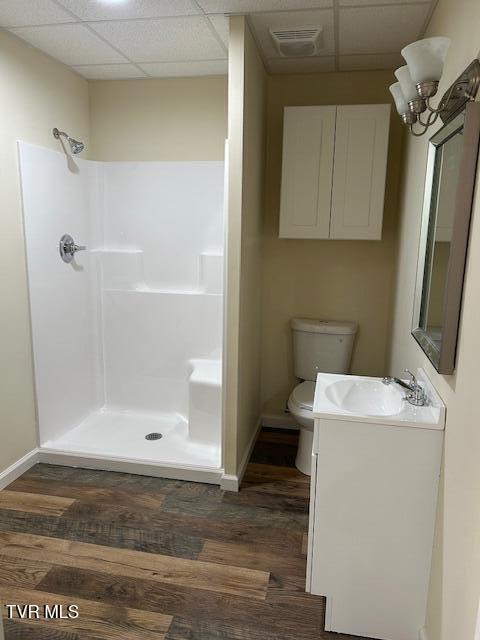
<box><xmin>224</xmin><ymin>16</ymin><xmax>267</xmax><ymax>475</ymax></box>
<box><xmin>387</xmin><ymin>1</ymin><xmax>480</xmax><ymax>638</ymax></box>
<box><xmin>89</xmin><ymin>76</ymin><xmax>227</xmax><ymax>161</ymax></box>
<box><xmin>0</xmin><ymin>29</ymin><xmax>91</xmax><ymax>473</ymax></box>
<box><xmin>261</xmin><ymin>71</ymin><xmax>404</xmax><ymax>418</ymax></box>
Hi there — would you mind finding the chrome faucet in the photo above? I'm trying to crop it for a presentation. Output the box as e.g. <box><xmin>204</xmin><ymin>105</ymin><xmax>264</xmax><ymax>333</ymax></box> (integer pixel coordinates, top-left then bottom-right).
<box><xmin>382</xmin><ymin>369</ymin><xmax>427</xmax><ymax>407</ymax></box>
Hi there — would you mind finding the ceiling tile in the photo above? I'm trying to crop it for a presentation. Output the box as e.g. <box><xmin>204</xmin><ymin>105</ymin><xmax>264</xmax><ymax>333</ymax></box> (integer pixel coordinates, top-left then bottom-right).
<box><xmin>11</xmin><ymin>23</ymin><xmax>127</xmax><ymax>65</ymax></box>
<box><xmin>250</xmin><ymin>8</ymin><xmax>334</xmax><ymax>59</ymax></box>
<box><xmin>267</xmin><ymin>55</ymin><xmax>335</xmax><ymax>73</ymax></box>
<box><xmin>339</xmin><ymin>4</ymin><xmax>431</xmax><ymax>55</ymax></box>
<box><xmin>0</xmin><ymin>0</ymin><xmax>74</xmax><ymax>27</ymax></box>
<box><xmin>197</xmin><ymin>0</ymin><xmax>332</xmax><ymax>13</ymax></box>
<box><xmin>339</xmin><ymin>52</ymin><xmax>404</xmax><ymax>71</ymax></box>
<box><xmin>73</xmin><ymin>63</ymin><xmax>147</xmax><ymax>79</ymax></box>
<box><xmin>90</xmin><ymin>17</ymin><xmax>226</xmax><ymax>62</ymax></box>
<box><xmin>208</xmin><ymin>14</ymin><xmax>229</xmax><ymax>47</ymax></box>
<box><xmin>139</xmin><ymin>60</ymin><xmax>228</xmax><ymax>77</ymax></box>
<box><xmin>56</xmin><ymin>0</ymin><xmax>200</xmax><ymax>21</ymax></box>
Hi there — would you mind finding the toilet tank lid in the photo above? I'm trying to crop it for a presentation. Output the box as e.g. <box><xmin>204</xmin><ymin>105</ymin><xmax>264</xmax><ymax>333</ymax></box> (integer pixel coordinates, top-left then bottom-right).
<box><xmin>291</xmin><ymin>318</ymin><xmax>358</xmax><ymax>335</ymax></box>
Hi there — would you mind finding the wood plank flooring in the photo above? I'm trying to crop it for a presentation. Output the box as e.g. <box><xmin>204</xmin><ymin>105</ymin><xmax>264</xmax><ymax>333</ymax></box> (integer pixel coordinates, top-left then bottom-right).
<box><xmin>0</xmin><ymin>428</ymin><xmax>371</xmax><ymax>639</ymax></box>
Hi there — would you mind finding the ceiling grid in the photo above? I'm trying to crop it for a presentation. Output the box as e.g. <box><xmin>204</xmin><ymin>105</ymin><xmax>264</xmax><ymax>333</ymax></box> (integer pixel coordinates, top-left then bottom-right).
<box><xmin>0</xmin><ymin>0</ymin><xmax>438</xmax><ymax>79</ymax></box>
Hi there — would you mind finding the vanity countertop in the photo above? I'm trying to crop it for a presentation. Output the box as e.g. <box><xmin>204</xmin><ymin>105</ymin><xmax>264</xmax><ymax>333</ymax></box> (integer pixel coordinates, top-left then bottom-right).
<box><xmin>312</xmin><ymin>369</ymin><xmax>445</xmax><ymax>430</ymax></box>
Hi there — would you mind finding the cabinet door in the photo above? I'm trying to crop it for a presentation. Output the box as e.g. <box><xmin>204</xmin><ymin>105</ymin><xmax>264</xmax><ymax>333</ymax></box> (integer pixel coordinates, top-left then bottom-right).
<box><xmin>279</xmin><ymin>106</ymin><xmax>336</xmax><ymax>239</ymax></box>
<box><xmin>310</xmin><ymin>417</ymin><xmax>443</xmax><ymax>640</ymax></box>
<box><xmin>330</xmin><ymin>105</ymin><xmax>390</xmax><ymax>240</ymax></box>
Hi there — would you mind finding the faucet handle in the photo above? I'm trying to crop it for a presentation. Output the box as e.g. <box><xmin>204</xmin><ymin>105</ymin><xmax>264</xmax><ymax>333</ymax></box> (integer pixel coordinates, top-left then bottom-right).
<box><xmin>404</xmin><ymin>368</ymin><xmax>417</xmax><ymax>386</ymax></box>
<box><xmin>404</xmin><ymin>369</ymin><xmax>427</xmax><ymax>406</ymax></box>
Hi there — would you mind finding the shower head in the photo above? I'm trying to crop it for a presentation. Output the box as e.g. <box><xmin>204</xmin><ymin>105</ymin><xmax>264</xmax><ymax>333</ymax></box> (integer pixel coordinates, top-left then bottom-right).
<box><xmin>53</xmin><ymin>127</ymin><xmax>85</xmax><ymax>155</ymax></box>
<box><xmin>69</xmin><ymin>138</ymin><xmax>85</xmax><ymax>154</ymax></box>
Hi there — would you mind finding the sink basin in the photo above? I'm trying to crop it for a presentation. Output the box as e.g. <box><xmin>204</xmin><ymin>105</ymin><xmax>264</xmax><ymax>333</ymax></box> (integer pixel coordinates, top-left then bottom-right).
<box><xmin>325</xmin><ymin>378</ymin><xmax>403</xmax><ymax>417</ymax></box>
<box><xmin>313</xmin><ymin>369</ymin><xmax>445</xmax><ymax>429</ymax></box>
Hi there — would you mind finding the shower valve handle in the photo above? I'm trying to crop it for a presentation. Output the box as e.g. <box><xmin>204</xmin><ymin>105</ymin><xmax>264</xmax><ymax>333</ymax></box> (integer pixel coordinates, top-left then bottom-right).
<box><xmin>59</xmin><ymin>234</ymin><xmax>87</xmax><ymax>263</ymax></box>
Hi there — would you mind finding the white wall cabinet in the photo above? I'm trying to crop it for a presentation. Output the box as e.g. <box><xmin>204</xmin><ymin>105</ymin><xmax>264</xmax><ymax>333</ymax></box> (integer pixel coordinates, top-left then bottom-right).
<box><xmin>279</xmin><ymin>104</ymin><xmax>390</xmax><ymax>240</ymax></box>
<box><xmin>279</xmin><ymin>106</ymin><xmax>336</xmax><ymax>239</ymax></box>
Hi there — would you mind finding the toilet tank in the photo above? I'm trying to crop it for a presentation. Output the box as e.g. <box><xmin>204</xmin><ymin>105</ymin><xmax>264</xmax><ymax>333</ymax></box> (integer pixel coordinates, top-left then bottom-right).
<box><xmin>292</xmin><ymin>318</ymin><xmax>358</xmax><ymax>381</ymax></box>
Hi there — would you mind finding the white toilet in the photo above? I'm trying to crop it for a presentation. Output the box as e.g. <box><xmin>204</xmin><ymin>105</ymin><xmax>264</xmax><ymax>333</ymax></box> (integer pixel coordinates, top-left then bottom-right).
<box><xmin>288</xmin><ymin>318</ymin><xmax>358</xmax><ymax>475</ymax></box>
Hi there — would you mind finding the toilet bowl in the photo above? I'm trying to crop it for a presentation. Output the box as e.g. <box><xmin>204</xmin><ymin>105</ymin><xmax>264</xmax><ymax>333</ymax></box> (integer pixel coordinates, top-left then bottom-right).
<box><xmin>287</xmin><ymin>381</ymin><xmax>315</xmax><ymax>475</ymax></box>
<box><xmin>288</xmin><ymin>318</ymin><xmax>358</xmax><ymax>476</ymax></box>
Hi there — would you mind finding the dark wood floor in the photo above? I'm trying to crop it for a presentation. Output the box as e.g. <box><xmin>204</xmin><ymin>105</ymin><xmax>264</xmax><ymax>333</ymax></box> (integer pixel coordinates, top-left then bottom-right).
<box><xmin>0</xmin><ymin>429</ymin><xmax>369</xmax><ymax>639</ymax></box>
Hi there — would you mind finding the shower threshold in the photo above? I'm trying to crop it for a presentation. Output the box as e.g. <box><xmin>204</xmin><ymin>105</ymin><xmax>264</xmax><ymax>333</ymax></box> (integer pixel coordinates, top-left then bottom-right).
<box><xmin>40</xmin><ymin>407</ymin><xmax>222</xmax><ymax>485</ymax></box>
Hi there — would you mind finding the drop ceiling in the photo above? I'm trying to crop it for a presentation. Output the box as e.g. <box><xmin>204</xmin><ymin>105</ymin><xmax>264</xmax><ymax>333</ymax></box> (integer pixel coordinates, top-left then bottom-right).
<box><xmin>0</xmin><ymin>0</ymin><xmax>438</xmax><ymax>79</ymax></box>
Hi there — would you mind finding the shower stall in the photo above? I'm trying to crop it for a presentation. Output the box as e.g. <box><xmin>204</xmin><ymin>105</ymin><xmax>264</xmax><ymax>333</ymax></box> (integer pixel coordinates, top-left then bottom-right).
<box><xmin>19</xmin><ymin>140</ymin><xmax>225</xmax><ymax>483</ymax></box>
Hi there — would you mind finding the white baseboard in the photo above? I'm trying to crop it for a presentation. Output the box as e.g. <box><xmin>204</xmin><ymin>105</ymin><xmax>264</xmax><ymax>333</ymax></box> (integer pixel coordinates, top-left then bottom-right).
<box><xmin>220</xmin><ymin>417</ymin><xmax>262</xmax><ymax>492</ymax></box>
<box><xmin>219</xmin><ymin>473</ymin><xmax>240</xmax><ymax>491</ymax></box>
<box><xmin>419</xmin><ymin>626</ymin><xmax>429</xmax><ymax>640</ymax></box>
<box><xmin>324</xmin><ymin>596</ymin><xmax>333</xmax><ymax>631</ymax></box>
<box><xmin>0</xmin><ymin>448</ymin><xmax>40</xmax><ymax>490</ymax></box>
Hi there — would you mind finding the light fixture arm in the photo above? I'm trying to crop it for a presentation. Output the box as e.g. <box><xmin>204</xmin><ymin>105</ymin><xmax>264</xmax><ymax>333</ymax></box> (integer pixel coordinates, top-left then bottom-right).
<box><xmin>425</xmin><ymin>96</ymin><xmax>446</xmax><ymax>114</ymax></box>
<box><xmin>408</xmin><ymin>107</ymin><xmax>441</xmax><ymax>136</ymax></box>
<box><xmin>409</xmin><ymin>121</ymin><xmax>430</xmax><ymax>137</ymax></box>
<box><xmin>424</xmin><ymin>82</ymin><xmax>458</xmax><ymax>115</ymax></box>
<box><xmin>418</xmin><ymin>109</ymin><xmax>440</xmax><ymax>128</ymax></box>
<box><xmin>413</xmin><ymin>68</ymin><xmax>477</xmax><ymax>126</ymax></box>
<box><xmin>392</xmin><ymin>51</ymin><xmax>480</xmax><ymax>136</ymax></box>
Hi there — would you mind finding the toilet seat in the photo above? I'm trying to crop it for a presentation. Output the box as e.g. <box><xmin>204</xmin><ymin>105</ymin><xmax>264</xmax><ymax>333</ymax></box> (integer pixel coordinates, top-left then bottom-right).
<box><xmin>288</xmin><ymin>381</ymin><xmax>315</xmax><ymax>475</ymax></box>
<box><xmin>287</xmin><ymin>381</ymin><xmax>315</xmax><ymax>436</ymax></box>
<box><xmin>290</xmin><ymin>381</ymin><xmax>315</xmax><ymax>410</ymax></box>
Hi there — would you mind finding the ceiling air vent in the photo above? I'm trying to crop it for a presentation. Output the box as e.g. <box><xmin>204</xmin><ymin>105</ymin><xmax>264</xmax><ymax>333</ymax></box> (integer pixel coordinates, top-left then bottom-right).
<box><xmin>270</xmin><ymin>26</ymin><xmax>323</xmax><ymax>58</ymax></box>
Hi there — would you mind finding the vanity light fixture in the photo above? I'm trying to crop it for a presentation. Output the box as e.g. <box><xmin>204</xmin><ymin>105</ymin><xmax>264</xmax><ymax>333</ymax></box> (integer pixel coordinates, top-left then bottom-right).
<box><xmin>390</xmin><ymin>36</ymin><xmax>480</xmax><ymax>136</ymax></box>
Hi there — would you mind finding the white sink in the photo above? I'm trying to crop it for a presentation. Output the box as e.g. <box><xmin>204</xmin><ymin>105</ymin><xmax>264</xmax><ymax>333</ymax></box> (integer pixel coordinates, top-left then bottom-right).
<box><xmin>313</xmin><ymin>369</ymin><xmax>445</xmax><ymax>429</ymax></box>
<box><xmin>325</xmin><ymin>378</ymin><xmax>403</xmax><ymax>417</ymax></box>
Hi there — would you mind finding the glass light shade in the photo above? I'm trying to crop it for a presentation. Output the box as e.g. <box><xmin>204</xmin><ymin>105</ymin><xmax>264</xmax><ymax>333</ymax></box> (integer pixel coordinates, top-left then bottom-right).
<box><xmin>394</xmin><ymin>65</ymin><xmax>419</xmax><ymax>103</ymax></box>
<box><xmin>401</xmin><ymin>36</ymin><xmax>450</xmax><ymax>84</ymax></box>
<box><xmin>389</xmin><ymin>82</ymin><xmax>408</xmax><ymax>116</ymax></box>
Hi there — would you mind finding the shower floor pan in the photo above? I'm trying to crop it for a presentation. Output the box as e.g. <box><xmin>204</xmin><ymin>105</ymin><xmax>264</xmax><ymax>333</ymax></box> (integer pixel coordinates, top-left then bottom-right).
<box><xmin>40</xmin><ymin>408</ymin><xmax>222</xmax><ymax>484</ymax></box>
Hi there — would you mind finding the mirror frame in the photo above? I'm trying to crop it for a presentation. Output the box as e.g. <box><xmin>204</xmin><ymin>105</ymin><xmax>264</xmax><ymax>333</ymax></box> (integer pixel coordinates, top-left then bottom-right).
<box><xmin>412</xmin><ymin>101</ymin><xmax>480</xmax><ymax>374</ymax></box>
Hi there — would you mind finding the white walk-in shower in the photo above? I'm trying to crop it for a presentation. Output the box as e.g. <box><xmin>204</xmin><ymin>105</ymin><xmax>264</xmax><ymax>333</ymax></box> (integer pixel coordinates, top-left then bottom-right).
<box><xmin>19</xmin><ymin>142</ymin><xmax>225</xmax><ymax>483</ymax></box>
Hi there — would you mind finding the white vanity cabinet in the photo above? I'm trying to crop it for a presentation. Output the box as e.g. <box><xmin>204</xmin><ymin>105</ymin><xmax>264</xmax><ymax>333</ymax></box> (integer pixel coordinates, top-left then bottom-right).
<box><xmin>306</xmin><ymin>372</ymin><xmax>445</xmax><ymax>640</ymax></box>
<box><xmin>279</xmin><ymin>104</ymin><xmax>390</xmax><ymax>240</ymax></box>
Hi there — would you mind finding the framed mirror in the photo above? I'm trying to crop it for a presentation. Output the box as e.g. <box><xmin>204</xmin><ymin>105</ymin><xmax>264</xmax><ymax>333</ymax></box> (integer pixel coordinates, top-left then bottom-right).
<box><xmin>412</xmin><ymin>102</ymin><xmax>480</xmax><ymax>374</ymax></box>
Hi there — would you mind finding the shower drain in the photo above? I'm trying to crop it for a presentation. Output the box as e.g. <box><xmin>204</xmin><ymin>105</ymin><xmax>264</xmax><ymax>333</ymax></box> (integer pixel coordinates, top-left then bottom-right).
<box><xmin>145</xmin><ymin>432</ymin><xmax>163</xmax><ymax>441</ymax></box>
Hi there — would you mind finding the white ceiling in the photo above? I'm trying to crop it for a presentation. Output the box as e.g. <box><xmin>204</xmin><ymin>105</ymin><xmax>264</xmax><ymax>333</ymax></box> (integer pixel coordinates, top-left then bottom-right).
<box><xmin>0</xmin><ymin>0</ymin><xmax>438</xmax><ymax>79</ymax></box>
